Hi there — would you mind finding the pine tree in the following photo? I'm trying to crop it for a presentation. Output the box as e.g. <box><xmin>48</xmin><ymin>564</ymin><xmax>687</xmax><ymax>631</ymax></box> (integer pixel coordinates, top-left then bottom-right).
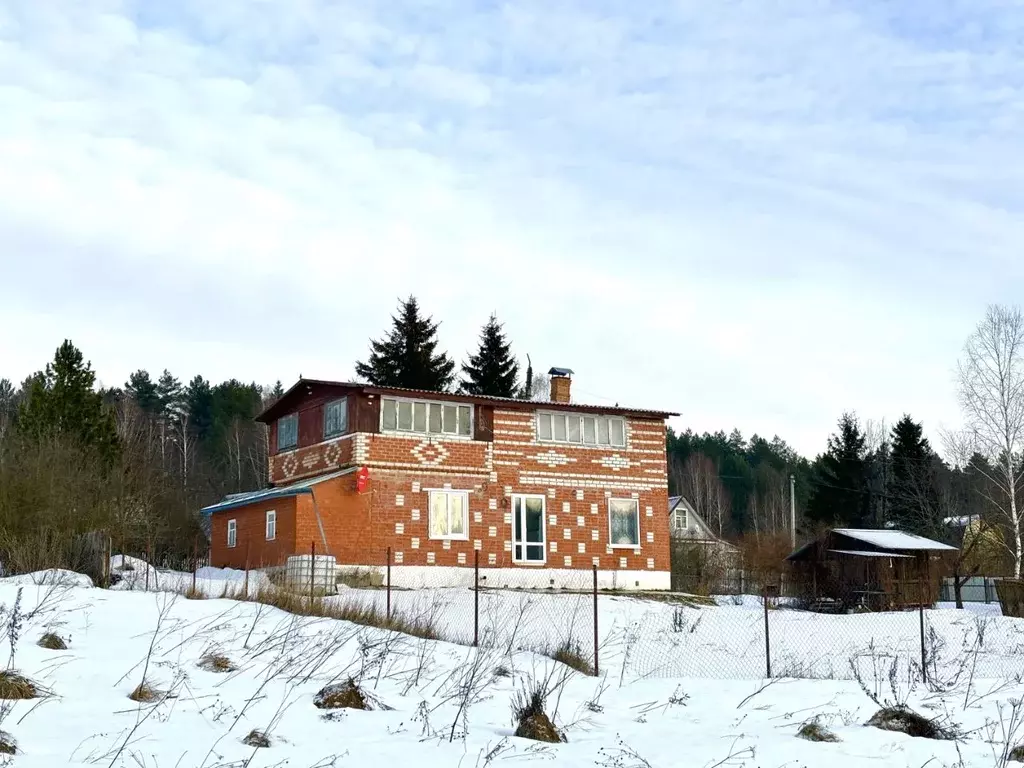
<box><xmin>887</xmin><ymin>415</ymin><xmax>936</xmax><ymax>531</ymax></box>
<box><xmin>806</xmin><ymin>412</ymin><xmax>871</xmax><ymax>527</ymax></box>
<box><xmin>460</xmin><ymin>314</ymin><xmax>520</xmax><ymax>397</ymax></box>
<box><xmin>125</xmin><ymin>370</ymin><xmax>160</xmax><ymax>414</ymax></box>
<box><xmin>18</xmin><ymin>340</ymin><xmax>119</xmax><ymax>463</ymax></box>
<box><xmin>355</xmin><ymin>296</ymin><xmax>456</xmax><ymax>391</ymax></box>
<box><xmin>156</xmin><ymin>370</ymin><xmax>184</xmax><ymax>419</ymax></box>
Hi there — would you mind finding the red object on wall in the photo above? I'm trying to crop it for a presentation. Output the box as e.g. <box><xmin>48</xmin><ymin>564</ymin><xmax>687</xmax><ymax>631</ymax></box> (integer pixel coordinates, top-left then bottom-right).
<box><xmin>356</xmin><ymin>466</ymin><xmax>370</xmax><ymax>493</ymax></box>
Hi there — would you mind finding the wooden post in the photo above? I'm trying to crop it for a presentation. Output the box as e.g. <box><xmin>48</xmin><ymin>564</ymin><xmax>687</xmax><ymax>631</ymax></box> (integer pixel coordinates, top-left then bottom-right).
<box><xmin>763</xmin><ymin>584</ymin><xmax>772</xmax><ymax>679</ymax></box>
<box><xmin>386</xmin><ymin>547</ymin><xmax>392</xmax><ymax>619</ymax></box>
<box><xmin>593</xmin><ymin>564</ymin><xmax>599</xmax><ymax>677</ymax></box>
<box><xmin>473</xmin><ymin>550</ymin><xmax>480</xmax><ymax>647</ymax></box>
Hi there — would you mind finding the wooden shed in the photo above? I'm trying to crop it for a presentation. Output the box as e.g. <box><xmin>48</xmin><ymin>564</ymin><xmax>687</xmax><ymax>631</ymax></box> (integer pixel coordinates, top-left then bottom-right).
<box><xmin>785</xmin><ymin>529</ymin><xmax>957</xmax><ymax>611</ymax></box>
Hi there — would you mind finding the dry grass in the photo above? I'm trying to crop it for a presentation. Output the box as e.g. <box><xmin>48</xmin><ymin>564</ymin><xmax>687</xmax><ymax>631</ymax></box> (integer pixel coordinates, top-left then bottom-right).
<box><xmin>128</xmin><ymin>680</ymin><xmax>163</xmax><ymax>703</ymax></box>
<box><xmin>797</xmin><ymin>720</ymin><xmax>840</xmax><ymax>743</ymax></box>
<box><xmin>38</xmin><ymin>632</ymin><xmax>68</xmax><ymax>650</ymax></box>
<box><xmin>314</xmin><ymin>679</ymin><xmax>369</xmax><ymax>711</ymax></box>
<box><xmin>198</xmin><ymin>650</ymin><xmax>237</xmax><ymax>673</ymax></box>
<box><xmin>245</xmin><ymin>585</ymin><xmax>440</xmax><ymax>640</ymax></box>
<box><xmin>0</xmin><ymin>730</ymin><xmax>15</xmax><ymax>755</ymax></box>
<box><xmin>511</xmin><ymin>686</ymin><xmax>566</xmax><ymax>743</ymax></box>
<box><xmin>182</xmin><ymin>585</ymin><xmax>206</xmax><ymax>600</ymax></box>
<box><xmin>242</xmin><ymin>729</ymin><xmax>271</xmax><ymax>748</ymax></box>
<box><xmin>0</xmin><ymin>670</ymin><xmax>39</xmax><ymax>700</ymax></box>
<box><xmin>538</xmin><ymin>639</ymin><xmax>595</xmax><ymax>676</ymax></box>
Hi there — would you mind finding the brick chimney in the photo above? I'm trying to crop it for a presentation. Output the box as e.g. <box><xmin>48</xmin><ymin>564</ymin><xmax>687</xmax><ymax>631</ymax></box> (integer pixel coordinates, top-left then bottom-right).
<box><xmin>548</xmin><ymin>367</ymin><xmax>574</xmax><ymax>403</ymax></box>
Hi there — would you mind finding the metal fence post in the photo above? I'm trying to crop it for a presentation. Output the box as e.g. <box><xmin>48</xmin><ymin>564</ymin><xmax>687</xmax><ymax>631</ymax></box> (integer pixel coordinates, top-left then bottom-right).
<box><xmin>192</xmin><ymin>537</ymin><xmax>198</xmax><ymax>595</ymax></box>
<box><xmin>386</xmin><ymin>547</ymin><xmax>392</xmax><ymax>620</ymax></box>
<box><xmin>244</xmin><ymin>541</ymin><xmax>250</xmax><ymax>598</ymax></box>
<box><xmin>919</xmin><ymin>580</ymin><xmax>928</xmax><ymax>683</ymax></box>
<box><xmin>763</xmin><ymin>585</ymin><xmax>772</xmax><ymax>679</ymax></box>
<box><xmin>145</xmin><ymin>540</ymin><xmax>151</xmax><ymax>592</ymax></box>
<box><xmin>473</xmin><ymin>550</ymin><xmax>480</xmax><ymax>647</ymax></box>
<box><xmin>310</xmin><ymin>540</ymin><xmax>316</xmax><ymax>609</ymax></box>
<box><xmin>593</xmin><ymin>564</ymin><xmax>599</xmax><ymax>677</ymax></box>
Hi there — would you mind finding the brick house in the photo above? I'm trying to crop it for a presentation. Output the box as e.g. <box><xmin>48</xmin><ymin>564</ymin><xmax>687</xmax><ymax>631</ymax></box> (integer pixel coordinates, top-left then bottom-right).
<box><xmin>202</xmin><ymin>369</ymin><xmax>678</xmax><ymax>590</ymax></box>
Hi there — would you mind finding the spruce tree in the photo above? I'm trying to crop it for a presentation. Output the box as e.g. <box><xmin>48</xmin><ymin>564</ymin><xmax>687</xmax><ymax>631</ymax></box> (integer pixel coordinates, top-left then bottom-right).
<box><xmin>355</xmin><ymin>296</ymin><xmax>455</xmax><ymax>391</ymax></box>
<box><xmin>185</xmin><ymin>375</ymin><xmax>215</xmax><ymax>442</ymax></box>
<box><xmin>125</xmin><ymin>370</ymin><xmax>160</xmax><ymax>414</ymax></box>
<box><xmin>460</xmin><ymin>314</ymin><xmax>520</xmax><ymax>397</ymax></box>
<box><xmin>887</xmin><ymin>415</ymin><xmax>936</xmax><ymax>531</ymax></box>
<box><xmin>806</xmin><ymin>412</ymin><xmax>871</xmax><ymax>527</ymax></box>
<box><xmin>18</xmin><ymin>340</ymin><xmax>119</xmax><ymax>463</ymax></box>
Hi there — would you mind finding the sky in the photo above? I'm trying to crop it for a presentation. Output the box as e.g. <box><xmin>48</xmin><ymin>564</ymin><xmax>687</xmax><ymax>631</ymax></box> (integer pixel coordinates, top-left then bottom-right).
<box><xmin>2</xmin><ymin>0</ymin><xmax>1024</xmax><ymax>459</ymax></box>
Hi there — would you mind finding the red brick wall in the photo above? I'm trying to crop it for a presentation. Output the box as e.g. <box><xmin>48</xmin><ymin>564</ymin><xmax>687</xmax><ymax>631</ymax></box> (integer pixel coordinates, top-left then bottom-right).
<box><xmin>249</xmin><ymin>401</ymin><xmax>672</xmax><ymax>579</ymax></box>
<box><xmin>209</xmin><ymin>496</ymin><xmax>297</xmax><ymax>569</ymax></box>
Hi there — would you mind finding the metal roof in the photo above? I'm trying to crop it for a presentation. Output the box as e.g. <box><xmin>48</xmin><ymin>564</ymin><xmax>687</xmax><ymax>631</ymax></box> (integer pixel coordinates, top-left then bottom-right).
<box><xmin>548</xmin><ymin>367</ymin><xmax>575</xmax><ymax>377</ymax></box>
<box><xmin>257</xmin><ymin>378</ymin><xmax>679</xmax><ymax>423</ymax></box>
<box><xmin>833</xmin><ymin>529</ymin><xmax>957</xmax><ymax>551</ymax></box>
<box><xmin>200</xmin><ymin>468</ymin><xmax>355</xmax><ymax>515</ymax></box>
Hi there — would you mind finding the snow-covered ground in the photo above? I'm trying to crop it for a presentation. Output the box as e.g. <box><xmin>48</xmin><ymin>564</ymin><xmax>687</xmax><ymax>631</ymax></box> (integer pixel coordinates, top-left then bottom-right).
<box><xmin>1</xmin><ymin>568</ymin><xmax>1024</xmax><ymax>767</ymax></box>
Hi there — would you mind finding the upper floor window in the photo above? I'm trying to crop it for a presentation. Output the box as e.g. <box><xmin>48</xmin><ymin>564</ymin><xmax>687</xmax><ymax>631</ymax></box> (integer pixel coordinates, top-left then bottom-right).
<box><xmin>277</xmin><ymin>413</ymin><xmax>298</xmax><ymax>451</ymax></box>
<box><xmin>536</xmin><ymin>412</ymin><xmax>626</xmax><ymax>447</ymax></box>
<box><xmin>381</xmin><ymin>397</ymin><xmax>472</xmax><ymax>437</ymax></box>
<box><xmin>324</xmin><ymin>397</ymin><xmax>348</xmax><ymax>438</ymax></box>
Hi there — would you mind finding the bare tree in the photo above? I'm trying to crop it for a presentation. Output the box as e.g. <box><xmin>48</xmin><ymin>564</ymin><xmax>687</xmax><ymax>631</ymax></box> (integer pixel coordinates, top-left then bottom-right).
<box><xmin>955</xmin><ymin>305</ymin><xmax>1024</xmax><ymax>577</ymax></box>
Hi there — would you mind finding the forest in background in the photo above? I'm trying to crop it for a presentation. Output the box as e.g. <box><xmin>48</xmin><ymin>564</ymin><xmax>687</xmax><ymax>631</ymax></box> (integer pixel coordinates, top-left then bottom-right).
<box><xmin>1</xmin><ymin>298</ymin><xmax>1022</xmax><ymax>580</ymax></box>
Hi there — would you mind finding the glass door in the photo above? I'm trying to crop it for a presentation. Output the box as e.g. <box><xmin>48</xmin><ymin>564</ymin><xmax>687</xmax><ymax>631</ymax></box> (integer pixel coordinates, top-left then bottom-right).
<box><xmin>512</xmin><ymin>495</ymin><xmax>546</xmax><ymax>563</ymax></box>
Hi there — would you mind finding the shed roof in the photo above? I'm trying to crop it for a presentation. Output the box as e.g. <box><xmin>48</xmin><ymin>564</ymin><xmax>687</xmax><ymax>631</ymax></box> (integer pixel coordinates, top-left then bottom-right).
<box><xmin>200</xmin><ymin>468</ymin><xmax>355</xmax><ymax>515</ymax></box>
<box><xmin>832</xmin><ymin>529</ymin><xmax>957</xmax><ymax>551</ymax></box>
<box><xmin>828</xmin><ymin>549</ymin><xmax>914</xmax><ymax>558</ymax></box>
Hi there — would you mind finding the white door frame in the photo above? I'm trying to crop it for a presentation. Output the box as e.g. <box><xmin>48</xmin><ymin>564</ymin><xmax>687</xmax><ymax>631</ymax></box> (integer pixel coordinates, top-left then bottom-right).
<box><xmin>511</xmin><ymin>494</ymin><xmax>547</xmax><ymax>564</ymax></box>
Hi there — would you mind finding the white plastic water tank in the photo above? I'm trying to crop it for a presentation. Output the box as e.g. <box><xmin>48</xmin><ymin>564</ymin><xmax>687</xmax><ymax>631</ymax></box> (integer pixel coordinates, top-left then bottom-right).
<box><xmin>285</xmin><ymin>554</ymin><xmax>337</xmax><ymax>594</ymax></box>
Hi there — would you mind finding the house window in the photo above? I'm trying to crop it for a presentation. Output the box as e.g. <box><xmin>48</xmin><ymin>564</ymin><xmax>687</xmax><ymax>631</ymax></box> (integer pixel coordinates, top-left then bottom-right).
<box><xmin>277</xmin><ymin>414</ymin><xmax>298</xmax><ymax>451</ymax></box>
<box><xmin>512</xmin><ymin>495</ymin><xmax>546</xmax><ymax>563</ymax></box>
<box><xmin>536</xmin><ymin>412</ymin><xmax>626</xmax><ymax>447</ymax></box>
<box><xmin>324</xmin><ymin>398</ymin><xmax>348</xmax><ymax>438</ymax></box>
<box><xmin>674</xmin><ymin>507</ymin><xmax>688</xmax><ymax>532</ymax></box>
<box><xmin>381</xmin><ymin>397</ymin><xmax>472</xmax><ymax>437</ymax></box>
<box><xmin>428</xmin><ymin>490</ymin><xmax>469</xmax><ymax>539</ymax></box>
<box><xmin>266</xmin><ymin>510</ymin><xmax>277</xmax><ymax>541</ymax></box>
<box><xmin>609</xmin><ymin>499</ymin><xmax>640</xmax><ymax>548</ymax></box>
<box><xmin>227</xmin><ymin>519</ymin><xmax>237</xmax><ymax>548</ymax></box>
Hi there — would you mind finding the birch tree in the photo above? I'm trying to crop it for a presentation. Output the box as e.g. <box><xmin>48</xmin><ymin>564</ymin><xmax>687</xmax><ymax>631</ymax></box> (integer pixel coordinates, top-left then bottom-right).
<box><xmin>956</xmin><ymin>305</ymin><xmax>1024</xmax><ymax>577</ymax></box>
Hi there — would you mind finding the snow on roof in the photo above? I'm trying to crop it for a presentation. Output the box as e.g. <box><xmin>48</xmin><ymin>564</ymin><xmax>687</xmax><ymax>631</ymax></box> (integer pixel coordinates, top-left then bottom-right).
<box><xmin>828</xmin><ymin>549</ymin><xmax>914</xmax><ymax>558</ymax></box>
<box><xmin>833</xmin><ymin>529</ymin><xmax>957</xmax><ymax>551</ymax></box>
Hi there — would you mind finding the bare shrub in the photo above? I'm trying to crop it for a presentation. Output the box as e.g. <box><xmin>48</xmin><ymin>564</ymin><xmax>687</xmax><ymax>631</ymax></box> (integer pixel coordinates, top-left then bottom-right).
<box><xmin>182</xmin><ymin>586</ymin><xmax>205</xmax><ymax>600</ymax></box>
<box><xmin>510</xmin><ymin>669</ymin><xmax>569</xmax><ymax>744</ymax></box>
<box><xmin>0</xmin><ymin>670</ymin><xmax>38</xmax><ymax>700</ymax></box>
<box><xmin>0</xmin><ymin>730</ymin><xmax>14</xmax><ymax>755</ymax></box>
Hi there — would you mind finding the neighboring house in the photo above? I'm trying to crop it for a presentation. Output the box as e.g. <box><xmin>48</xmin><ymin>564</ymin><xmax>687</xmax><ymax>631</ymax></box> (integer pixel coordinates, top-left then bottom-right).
<box><xmin>202</xmin><ymin>369</ymin><xmax>678</xmax><ymax>590</ymax></box>
<box><xmin>668</xmin><ymin>496</ymin><xmax>738</xmax><ymax>555</ymax></box>
<box><xmin>785</xmin><ymin>528</ymin><xmax>958</xmax><ymax>610</ymax></box>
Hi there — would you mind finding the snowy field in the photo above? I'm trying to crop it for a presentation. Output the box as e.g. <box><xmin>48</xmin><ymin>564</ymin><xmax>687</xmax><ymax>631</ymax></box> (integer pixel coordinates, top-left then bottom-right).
<box><xmin>2</xmin><ymin>568</ymin><xmax>1024</xmax><ymax>766</ymax></box>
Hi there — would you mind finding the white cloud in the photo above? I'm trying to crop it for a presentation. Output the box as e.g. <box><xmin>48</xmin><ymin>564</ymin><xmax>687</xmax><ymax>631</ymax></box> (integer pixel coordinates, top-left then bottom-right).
<box><xmin>2</xmin><ymin>0</ymin><xmax>1023</xmax><ymax>456</ymax></box>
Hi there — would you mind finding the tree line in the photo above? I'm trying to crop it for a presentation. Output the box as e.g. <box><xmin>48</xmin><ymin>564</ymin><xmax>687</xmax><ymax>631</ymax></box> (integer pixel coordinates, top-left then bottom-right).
<box><xmin>2</xmin><ymin>298</ymin><xmax>1022</xmax><ymax>581</ymax></box>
